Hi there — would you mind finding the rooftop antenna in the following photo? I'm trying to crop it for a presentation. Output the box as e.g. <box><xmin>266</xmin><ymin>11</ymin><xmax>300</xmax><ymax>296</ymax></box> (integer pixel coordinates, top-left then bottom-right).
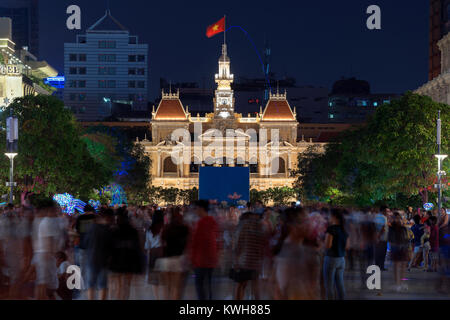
<box><xmin>222</xmin><ymin>15</ymin><xmax>227</xmax><ymax>64</ymax></box>
<box><xmin>263</xmin><ymin>34</ymin><xmax>271</xmax><ymax>104</ymax></box>
<box><xmin>106</xmin><ymin>0</ymin><xmax>110</xmax><ymax>14</ymax></box>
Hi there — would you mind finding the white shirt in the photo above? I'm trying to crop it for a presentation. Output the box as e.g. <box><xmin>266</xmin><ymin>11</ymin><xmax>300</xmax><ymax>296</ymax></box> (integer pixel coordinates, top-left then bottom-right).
<box><xmin>145</xmin><ymin>230</ymin><xmax>161</xmax><ymax>250</ymax></box>
<box><xmin>32</xmin><ymin>217</ymin><xmax>59</xmax><ymax>253</ymax></box>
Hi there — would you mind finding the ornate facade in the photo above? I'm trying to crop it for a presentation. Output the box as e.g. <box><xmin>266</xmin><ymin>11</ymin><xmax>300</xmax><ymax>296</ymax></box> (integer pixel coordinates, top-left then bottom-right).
<box><xmin>417</xmin><ymin>32</ymin><xmax>450</xmax><ymax>104</ymax></box>
<box><xmin>140</xmin><ymin>44</ymin><xmax>325</xmax><ymax>191</ymax></box>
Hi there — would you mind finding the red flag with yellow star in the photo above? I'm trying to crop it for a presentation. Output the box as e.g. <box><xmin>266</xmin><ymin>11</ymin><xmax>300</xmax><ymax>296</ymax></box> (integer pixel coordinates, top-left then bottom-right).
<box><xmin>206</xmin><ymin>17</ymin><xmax>225</xmax><ymax>38</ymax></box>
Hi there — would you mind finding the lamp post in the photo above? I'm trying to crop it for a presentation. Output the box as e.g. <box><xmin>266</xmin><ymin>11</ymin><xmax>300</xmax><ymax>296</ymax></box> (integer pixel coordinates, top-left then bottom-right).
<box><xmin>5</xmin><ymin>102</ymin><xmax>18</xmax><ymax>204</ymax></box>
<box><xmin>436</xmin><ymin>110</ymin><xmax>447</xmax><ymax>213</ymax></box>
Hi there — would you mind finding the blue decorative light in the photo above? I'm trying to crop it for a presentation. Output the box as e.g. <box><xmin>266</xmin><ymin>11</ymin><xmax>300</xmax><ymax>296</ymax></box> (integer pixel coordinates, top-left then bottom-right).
<box><xmin>423</xmin><ymin>203</ymin><xmax>434</xmax><ymax>211</ymax></box>
<box><xmin>99</xmin><ymin>183</ymin><xmax>127</xmax><ymax>206</ymax></box>
<box><xmin>53</xmin><ymin>193</ymin><xmax>86</xmax><ymax>215</ymax></box>
<box><xmin>89</xmin><ymin>199</ymin><xmax>101</xmax><ymax>212</ymax></box>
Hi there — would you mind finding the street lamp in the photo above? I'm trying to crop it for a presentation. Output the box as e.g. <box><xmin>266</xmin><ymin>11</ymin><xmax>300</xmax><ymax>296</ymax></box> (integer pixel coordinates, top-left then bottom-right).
<box><xmin>5</xmin><ymin>107</ymin><xmax>18</xmax><ymax>205</ymax></box>
<box><xmin>435</xmin><ymin>110</ymin><xmax>447</xmax><ymax>213</ymax></box>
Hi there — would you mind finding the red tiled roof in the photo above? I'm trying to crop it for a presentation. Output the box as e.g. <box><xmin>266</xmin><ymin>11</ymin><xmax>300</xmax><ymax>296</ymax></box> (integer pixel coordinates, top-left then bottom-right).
<box><xmin>262</xmin><ymin>99</ymin><xmax>296</xmax><ymax>121</ymax></box>
<box><xmin>154</xmin><ymin>98</ymin><xmax>187</xmax><ymax>120</ymax></box>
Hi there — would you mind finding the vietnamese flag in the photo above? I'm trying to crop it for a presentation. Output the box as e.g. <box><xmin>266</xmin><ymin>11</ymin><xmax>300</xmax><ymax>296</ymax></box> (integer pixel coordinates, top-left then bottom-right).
<box><xmin>206</xmin><ymin>17</ymin><xmax>225</xmax><ymax>38</ymax></box>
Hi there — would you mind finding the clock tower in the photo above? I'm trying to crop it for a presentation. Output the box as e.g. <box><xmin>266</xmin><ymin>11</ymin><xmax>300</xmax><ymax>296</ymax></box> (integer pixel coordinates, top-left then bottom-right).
<box><xmin>213</xmin><ymin>44</ymin><xmax>235</xmax><ymax>129</ymax></box>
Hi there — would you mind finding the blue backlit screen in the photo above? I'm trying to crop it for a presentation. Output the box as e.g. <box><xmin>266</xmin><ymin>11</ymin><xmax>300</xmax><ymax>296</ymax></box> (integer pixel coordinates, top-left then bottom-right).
<box><xmin>199</xmin><ymin>167</ymin><xmax>250</xmax><ymax>203</ymax></box>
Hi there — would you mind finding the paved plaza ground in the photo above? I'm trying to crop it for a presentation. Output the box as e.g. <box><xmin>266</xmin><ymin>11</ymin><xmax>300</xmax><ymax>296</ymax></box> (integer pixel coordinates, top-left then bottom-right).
<box><xmin>76</xmin><ymin>260</ymin><xmax>450</xmax><ymax>300</ymax></box>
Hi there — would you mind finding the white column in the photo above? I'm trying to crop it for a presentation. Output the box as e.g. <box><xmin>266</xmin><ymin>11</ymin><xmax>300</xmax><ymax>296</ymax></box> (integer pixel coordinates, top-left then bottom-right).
<box><xmin>157</xmin><ymin>151</ymin><xmax>161</xmax><ymax>177</ymax></box>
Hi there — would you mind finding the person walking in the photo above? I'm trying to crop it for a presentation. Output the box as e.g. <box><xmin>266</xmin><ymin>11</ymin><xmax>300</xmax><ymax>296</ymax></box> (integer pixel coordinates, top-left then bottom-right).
<box><xmin>388</xmin><ymin>212</ymin><xmax>410</xmax><ymax>292</ymax></box>
<box><xmin>189</xmin><ymin>200</ymin><xmax>219</xmax><ymax>300</ymax></box>
<box><xmin>231</xmin><ymin>211</ymin><xmax>265</xmax><ymax>300</ymax></box>
<box><xmin>156</xmin><ymin>207</ymin><xmax>190</xmax><ymax>300</ymax></box>
<box><xmin>374</xmin><ymin>206</ymin><xmax>390</xmax><ymax>271</ymax></box>
<box><xmin>84</xmin><ymin>208</ymin><xmax>114</xmax><ymax>300</ymax></box>
<box><xmin>407</xmin><ymin>215</ymin><xmax>425</xmax><ymax>271</ymax></box>
<box><xmin>145</xmin><ymin>210</ymin><xmax>164</xmax><ymax>299</ymax></box>
<box><xmin>109</xmin><ymin>208</ymin><xmax>143</xmax><ymax>300</ymax></box>
<box><xmin>323</xmin><ymin>208</ymin><xmax>348</xmax><ymax>300</ymax></box>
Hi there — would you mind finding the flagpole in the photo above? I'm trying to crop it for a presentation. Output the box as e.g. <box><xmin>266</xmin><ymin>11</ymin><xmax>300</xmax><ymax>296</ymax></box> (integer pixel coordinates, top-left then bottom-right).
<box><xmin>224</xmin><ymin>15</ymin><xmax>226</xmax><ymax>46</ymax></box>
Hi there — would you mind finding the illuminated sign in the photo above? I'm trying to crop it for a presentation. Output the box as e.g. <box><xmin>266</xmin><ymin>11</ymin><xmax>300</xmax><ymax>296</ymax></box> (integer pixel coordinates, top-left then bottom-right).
<box><xmin>46</xmin><ymin>76</ymin><xmax>65</xmax><ymax>82</ymax></box>
<box><xmin>44</xmin><ymin>76</ymin><xmax>65</xmax><ymax>89</ymax></box>
<box><xmin>0</xmin><ymin>64</ymin><xmax>21</xmax><ymax>76</ymax></box>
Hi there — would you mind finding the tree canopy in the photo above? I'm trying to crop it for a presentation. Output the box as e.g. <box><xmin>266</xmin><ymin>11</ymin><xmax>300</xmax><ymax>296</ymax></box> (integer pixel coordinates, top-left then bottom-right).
<box><xmin>294</xmin><ymin>92</ymin><xmax>449</xmax><ymax>208</ymax></box>
<box><xmin>0</xmin><ymin>95</ymin><xmax>113</xmax><ymax>201</ymax></box>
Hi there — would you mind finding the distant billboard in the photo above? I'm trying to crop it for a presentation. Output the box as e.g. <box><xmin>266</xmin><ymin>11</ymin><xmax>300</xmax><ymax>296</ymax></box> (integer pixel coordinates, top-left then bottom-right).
<box><xmin>199</xmin><ymin>166</ymin><xmax>250</xmax><ymax>204</ymax></box>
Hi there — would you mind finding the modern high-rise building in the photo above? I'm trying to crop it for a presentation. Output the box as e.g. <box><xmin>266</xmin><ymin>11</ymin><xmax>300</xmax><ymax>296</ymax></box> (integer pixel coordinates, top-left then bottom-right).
<box><xmin>429</xmin><ymin>0</ymin><xmax>450</xmax><ymax>80</ymax></box>
<box><xmin>327</xmin><ymin>77</ymin><xmax>399</xmax><ymax>123</ymax></box>
<box><xmin>64</xmin><ymin>9</ymin><xmax>149</xmax><ymax>121</ymax></box>
<box><xmin>0</xmin><ymin>0</ymin><xmax>39</xmax><ymax>56</ymax></box>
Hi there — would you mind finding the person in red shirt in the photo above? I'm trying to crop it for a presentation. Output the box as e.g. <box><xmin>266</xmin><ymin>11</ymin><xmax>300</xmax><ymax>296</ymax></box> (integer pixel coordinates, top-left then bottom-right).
<box><xmin>189</xmin><ymin>200</ymin><xmax>219</xmax><ymax>300</ymax></box>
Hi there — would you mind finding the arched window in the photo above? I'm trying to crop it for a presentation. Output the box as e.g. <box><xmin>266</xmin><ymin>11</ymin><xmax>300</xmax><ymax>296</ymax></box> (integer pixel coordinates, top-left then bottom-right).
<box><xmin>190</xmin><ymin>157</ymin><xmax>200</xmax><ymax>173</ymax></box>
<box><xmin>249</xmin><ymin>157</ymin><xmax>258</xmax><ymax>173</ymax></box>
<box><xmin>271</xmin><ymin>157</ymin><xmax>286</xmax><ymax>175</ymax></box>
<box><xmin>163</xmin><ymin>157</ymin><xmax>177</xmax><ymax>173</ymax></box>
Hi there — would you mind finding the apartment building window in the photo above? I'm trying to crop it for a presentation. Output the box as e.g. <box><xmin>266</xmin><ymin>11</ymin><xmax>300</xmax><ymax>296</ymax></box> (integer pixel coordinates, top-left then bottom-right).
<box><xmin>137</xmin><ymin>68</ymin><xmax>145</xmax><ymax>75</ymax></box>
<box><xmin>99</xmin><ymin>80</ymin><xmax>107</xmax><ymax>88</ymax></box>
<box><xmin>128</xmin><ymin>68</ymin><xmax>136</xmax><ymax>75</ymax></box>
<box><xmin>79</xmin><ymin>93</ymin><xmax>86</xmax><ymax>101</ymax></box>
<box><xmin>129</xmin><ymin>94</ymin><xmax>145</xmax><ymax>102</ymax></box>
<box><xmin>107</xmin><ymin>80</ymin><xmax>116</xmax><ymax>88</ymax></box>
<box><xmin>69</xmin><ymin>54</ymin><xmax>77</xmax><ymax>62</ymax></box>
<box><xmin>69</xmin><ymin>93</ymin><xmax>76</xmax><ymax>101</ymax></box>
<box><xmin>98</xmin><ymin>67</ymin><xmax>116</xmax><ymax>75</ymax></box>
<box><xmin>79</xmin><ymin>54</ymin><xmax>87</xmax><ymax>62</ymax></box>
<box><xmin>78</xmin><ymin>81</ymin><xmax>86</xmax><ymax>88</ymax></box>
<box><xmin>137</xmin><ymin>81</ymin><xmax>145</xmax><ymax>88</ymax></box>
<box><xmin>128</xmin><ymin>55</ymin><xmax>136</xmax><ymax>62</ymax></box>
<box><xmin>99</xmin><ymin>40</ymin><xmax>116</xmax><ymax>48</ymax></box>
<box><xmin>128</xmin><ymin>81</ymin><xmax>136</xmax><ymax>88</ymax></box>
<box><xmin>98</xmin><ymin>54</ymin><xmax>116</xmax><ymax>62</ymax></box>
<box><xmin>68</xmin><ymin>80</ymin><xmax>77</xmax><ymax>88</ymax></box>
<box><xmin>78</xmin><ymin>67</ymin><xmax>87</xmax><ymax>75</ymax></box>
<box><xmin>69</xmin><ymin>67</ymin><xmax>77</xmax><ymax>75</ymax></box>
<box><xmin>137</xmin><ymin>55</ymin><xmax>145</xmax><ymax>62</ymax></box>
<box><xmin>99</xmin><ymin>81</ymin><xmax>115</xmax><ymax>88</ymax></box>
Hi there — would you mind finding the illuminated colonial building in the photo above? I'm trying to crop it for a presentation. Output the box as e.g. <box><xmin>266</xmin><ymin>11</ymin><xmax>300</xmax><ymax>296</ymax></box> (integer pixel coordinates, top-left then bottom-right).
<box><xmin>0</xmin><ymin>17</ymin><xmax>57</xmax><ymax>107</ymax></box>
<box><xmin>416</xmin><ymin>32</ymin><xmax>450</xmax><ymax>105</ymax></box>
<box><xmin>140</xmin><ymin>44</ymin><xmax>324</xmax><ymax>191</ymax></box>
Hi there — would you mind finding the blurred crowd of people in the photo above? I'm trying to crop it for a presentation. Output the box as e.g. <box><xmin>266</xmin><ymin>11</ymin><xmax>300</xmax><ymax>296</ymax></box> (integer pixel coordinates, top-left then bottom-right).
<box><xmin>0</xmin><ymin>197</ymin><xmax>448</xmax><ymax>300</ymax></box>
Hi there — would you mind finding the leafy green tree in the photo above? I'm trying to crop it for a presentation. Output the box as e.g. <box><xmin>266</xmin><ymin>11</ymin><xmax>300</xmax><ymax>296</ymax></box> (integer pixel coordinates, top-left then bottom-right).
<box><xmin>83</xmin><ymin>126</ymin><xmax>152</xmax><ymax>205</ymax></box>
<box><xmin>116</xmin><ymin>143</ymin><xmax>151</xmax><ymax>205</ymax></box>
<box><xmin>294</xmin><ymin>92</ymin><xmax>449</xmax><ymax>207</ymax></box>
<box><xmin>159</xmin><ymin>187</ymin><xmax>180</xmax><ymax>205</ymax></box>
<box><xmin>0</xmin><ymin>95</ymin><xmax>112</xmax><ymax>201</ymax></box>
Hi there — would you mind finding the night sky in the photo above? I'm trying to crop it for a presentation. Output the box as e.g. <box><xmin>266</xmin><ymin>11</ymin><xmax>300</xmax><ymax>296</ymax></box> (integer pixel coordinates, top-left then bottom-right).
<box><xmin>39</xmin><ymin>0</ymin><xmax>429</xmax><ymax>100</ymax></box>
